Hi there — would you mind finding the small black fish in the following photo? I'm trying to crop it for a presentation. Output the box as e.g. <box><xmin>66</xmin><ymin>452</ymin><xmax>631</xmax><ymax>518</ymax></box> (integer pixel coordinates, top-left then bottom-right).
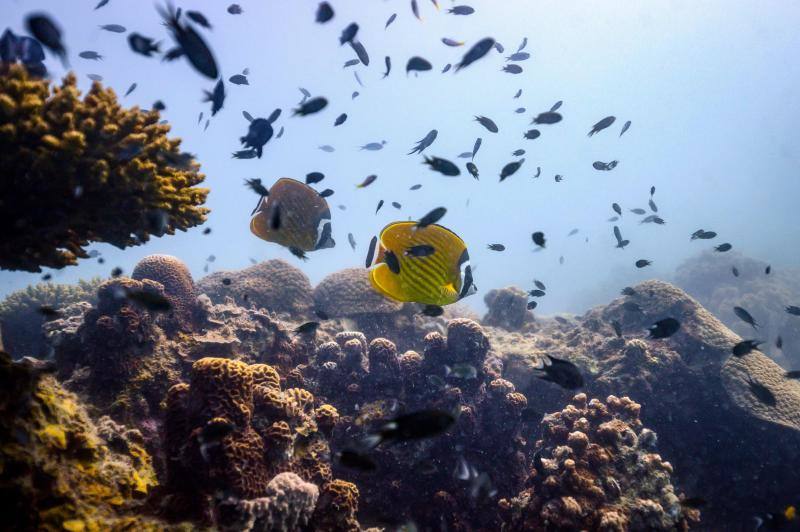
<box><xmin>385</xmin><ymin>13</ymin><xmax>397</xmax><ymax>29</ymax></box>
<box><xmin>37</xmin><ymin>305</ymin><xmax>62</xmax><ymax>320</ymax></box>
<box><xmin>153</xmin><ymin>100</ymin><xmax>166</xmax><ymax>111</ymax></box>
<box><xmin>747</xmin><ymin>377</ymin><xmax>776</xmax><ymax>406</ymax></box>
<box><xmin>648</xmin><ymin>318</ymin><xmax>681</xmax><ymax>339</ymax></box>
<box><xmin>410</xmin><ymin>184</ymin><xmax>422</xmax><ymax>191</ymax></box>
<box><xmin>648</xmin><ymin>198</ymin><xmax>658</xmax><ymax>212</ymax></box>
<box><xmin>406</xmin><ymin>244</ymin><xmax>435</xmax><ymax>257</ymax></box>
<box><xmin>337</xmin><ymin>449</ymin><xmax>376</xmax><ymax>471</ymax></box>
<box><xmin>523</xmin><ymin>129</ymin><xmax>541</xmax><ymax>140</ymax></box>
<box><xmin>588</xmin><ymin>116</ymin><xmax>616</xmax><ymax>136</ymax></box>
<box><xmin>593</xmin><ymin>160</ymin><xmax>618</xmax><ymax>171</ymax></box>
<box><xmin>456</xmin><ymin>37</ymin><xmax>494</xmax><ymax>71</ymax></box>
<box><xmin>186</xmin><ymin>10</ymin><xmax>212</xmax><ymax>29</ymax></box>
<box><xmin>474</xmin><ymin>115</ymin><xmax>499</xmax><ymax>133</ymax></box>
<box><xmin>357</xmin><ymin>174</ymin><xmax>378</xmax><ymax>188</ymax></box>
<box><xmin>203</xmin><ymin>79</ymin><xmax>225</xmax><ymax>116</ymax></box>
<box><xmin>786</xmin><ymin>306</ymin><xmax>800</xmax><ymax>316</ymax></box>
<box><xmin>306</xmin><ymin>172</ymin><xmax>325</xmax><ymax>185</ymax></box>
<box><xmin>417</xmin><ymin>207</ymin><xmax>446</xmax><ymax>228</ymax></box>
<box><xmin>245</xmin><ymin>178</ymin><xmax>269</xmax><ymax>197</ymax></box>
<box><xmin>375</xmin><ymin>200</ymin><xmax>384</xmax><ymax>214</ymax></box>
<box><xmin>391</xmin><ymin>202</ymin><xmax>401</xmax><ymax>209</ymax></box>
<box><xmin>125</xmin><ymin>289</ymin><xmax>172</xmax><ymax>312</ymax></box>
<box><xmin>316</xmin><ymin>2</ymin><xmax>334</xmax><ymax>23</ymax></box>
<box><xmin>289</xmin><ymin>247</ymin><xmax>309</xmax><ymax>261</ymax></box>
<box><xmin>422</xmin><ymin>305</ymin><xmax>444</xmax><ymax>317</ymax></box>
<box><xmin>158</xmin><ymin>4</ymin><xmax>218</xmax><ymax>79</ymax></box>
<box><xmin>635</xmin><ymin>259</ymin><xmax>651</xmax><ymax>268</ymax></box>
<box><xmin>535</xmin><ymin>354</ymin><xmax>583</xmax><ymax>390</ymax></box>
<box><xmin>340</xmin><ymin>22</ymin><xmax>359</xmax><ymax>45</ymax></box>
<box><xmin>487</xmin><ymin>244</ymin><xmax>505</xmax><ymax>251</ymax></box>
<box><xmin>621</xmin><ymin>286</ymin><xmax>637</xmax><ymax>296</ymax></box>
<box><xmin>319</xmin><ymin>188</ymin><xmax>334</xmax><ymax>198</ymax></box>
<box><xmin>785</xmin><ymin>370</ymin><xmax>800</xmax><ymax>379</ymax></box>
<box><xmin>532</xmin><ymin>112</ymin><xmax>562</xmax><ymax>125</ymax></box>
<box><xmin>295</xmin><ymin>321</ymin><xmax>320</xmax><ymax>334</ymax></box>
<box><xmin>528</xmin><ymin>289</ymin><xmax>545</xmax><ymax>298</ymax></box>
<box><xmin>385</xmin><ymin>250</ymin><xmax>401</xmax><ymax>274</ymax></box>
<box><xmin>612</xmin><ymin>320</ymin><xmax>623</xmax><ymax>338</ymax></box>
<box><xmin>229</xmin><ymin>74</ymin><xmax>248</xmax><ymax>85</ymax></box>
<box><xmin>365</xmin><ymin>236</ymin><xmax>378</xmax><ymax>267</ymax></box>
<box><xmin>369</xmin><ymin>410</ymin><xmax>455</xmax><ymax>446</ymax></box>
<box><xmin>99</xmin><ymin>24</ymin><xmax>126</xmax><ymax>33</ymax></box>
<box><xmin>111</xmin><ymin>267</ymin><xmax>124</xmax><ymax>277</ymax></box>
<box><xmin>715</xmin><ymin>243</ymin><xmax>732</xmax><ymax>252</ymax></box>
<box><xmin>776</xmin><ymin>336</ymin><xmax>783</xmax><ymax>350</ymax></box>
<box><xmin>631</xmin><ymin>208</ymin><xmax>647</xmax><ymax>215</ymax></box>
<box><xmin>407</xmin><ymin>56</ymin><xmax>432</xmax><ymax>73</ymax></box>
<box><xmin>423</xmin><ymin>156</ymin><xmax>460</xmax><ymax>176</ymax></box>
<box><xmin>732</xmin><ymin>339</ymin><xmax>761</xmax><ymax>357</ymax></box>
<box><xmin>227</xmin><ymin>4</ymin><xmax>243</xmax><ymax>14</ymax></box>
<box><xmin>734</xmin><ymin>306</ymin><xmax>759</xmax><ymax>329</ymax></box>
<box><xmin>502</xmin><ymin>64</ymin><xmax>522</xmax><ymax>74</ymax></box>
<box><xmin>527</xmin><ymin>301</ymin><xmax>538</xmax><ymax>310</ymax></box>
<box><xmin>533</xmin><ymin>280</ymin><xmax>546</xmax><ymax>291</ymax></box>
<box><xmin>382</xmin><ymin>56</ymin><xmax>392</xmax><ymax>78</ymax></box>
<box><xmin>294</xmin><ymin>97</ymin><xmax>328</xmax><ymax>116</ymax></box>
<box><xmin>612</xmin><ymin>203</ymin><xmax>622</xmax><ymax>216</ymax></box>
<box><xmin>466</xmin><ymin>162</ymin><xmax>479</xmax><ymax>179</ymax></box>
<box><xmin>531</xmin><ymin>231</ymin><xmax>546</xmax><ymax>248</ymax></box>
<box><xmin>128</xmin><ymin>33</ymin><xmax>160</xmax><ymax>56</ymax></box>
<box><xmin>334</xmin><ymin>113</ymin><xmax>347</xmax><ymax>126</ymax></box>
<box><xmin>25</xmin><ymin>13</ymin><xmax>67</xmax><ymax>65</ymax></box>
<box><xmin>500</xmin><ymin>158</ymin><xmax>524</xmax><ymax>181</ymax></box>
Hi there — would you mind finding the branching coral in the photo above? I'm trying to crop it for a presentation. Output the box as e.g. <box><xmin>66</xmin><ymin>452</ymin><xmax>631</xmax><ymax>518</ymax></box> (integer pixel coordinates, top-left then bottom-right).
<box><xmin>0</xmin><ymin>351</ymin><xmax>165</xmax><ymax>531</ymax></box>
<box><xmin>0</xmin><ymin>278</ymin><xmax>100</xmax><ymax>358</ymax></box>
<box><xmin>499</xmin><ymin>393</ymin><xmax>695</xmax><ymax>531</ymax></box>
<box><xmin>0</xmin><ymin>64</ymin><xmax>209</xmax><ymax>272</ymax></box>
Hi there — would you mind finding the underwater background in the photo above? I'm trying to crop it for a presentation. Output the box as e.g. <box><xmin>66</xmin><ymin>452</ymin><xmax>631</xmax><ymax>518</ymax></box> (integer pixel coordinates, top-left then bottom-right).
<box><xmin>1</xmin><ymin>1</ymin><xmax>800</xmax><ymax>531</ymax></box>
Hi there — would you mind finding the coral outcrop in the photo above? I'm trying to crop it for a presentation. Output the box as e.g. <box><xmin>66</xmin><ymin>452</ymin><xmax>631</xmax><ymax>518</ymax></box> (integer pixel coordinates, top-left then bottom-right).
<box><xmin>313</xmin><ymin>267</ymin><xmax>402</xmax><ymax>319</ymax></box>
<box><xmin>0</xmin><ymin>64</ymin><xmax>209</xmax><ymax>272</ymax></box>
<box><xmin>500</xmin><ymin>393</ymin><xmax>694</xmax><ymax>531</ymax></box>
<box><xmin>0</xmin><ymin>278</ymin><xmax>100</xmax><ymax>358</ymax></box>
<box><xmin>132</xmin><ymin>254</ymin><xmax>201</xmax><ymax>331</ymax></box>
<box><xmin>0</xmin><ymin>351</ymin><xmax>165</xmax><ymax>531</ymax></box>
<box><xmin>483</xmin><ymin>286</ymin><xmax>535</xmax><ymax>331</ymax></box>
<box><xmin>198</xmin><ymin>259</ymin><xmax>314</xmax><ymax>317</ymax></box>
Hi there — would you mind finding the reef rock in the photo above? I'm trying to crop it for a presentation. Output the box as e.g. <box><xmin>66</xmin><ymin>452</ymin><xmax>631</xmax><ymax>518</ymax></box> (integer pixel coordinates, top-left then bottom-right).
<box><xmin>483</xmin><ymin>286</ymin><xmax>535</xmax><ymax>331</ymax></box>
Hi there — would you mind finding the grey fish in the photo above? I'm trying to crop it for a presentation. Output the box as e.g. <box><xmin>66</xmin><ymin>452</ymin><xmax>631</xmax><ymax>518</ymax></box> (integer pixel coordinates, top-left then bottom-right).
<box><xmin>441</xmin><ymin>63</ymin><xmax>452</xmax><ymax>73</ymax></box>
<box><xmin>630</xmin><ymin>208</ymin><xmax>646</xmax><ymax>215</ymax></box>
<box><xmin>515</xmin><ymin>107</ymin><xmax>526</xmax><ymax>113</ymax></box>
<box><xmin>457</xmin><ymin>152</ymin><xmax>473</xmax><ymax>158</ymax></box>
<box><xmin>410</xmin><ymin>184</ymin><xmax>422</xmax><ymax>190</ymax></box>
<box><xmin>99</xmin><ymin>24</ymin><xmax>126</xmax><ymax>33</ymax></box>
<box><xmin>339</xmin><ymin>22</ymin><xmax>359</xmax><ymax>45</ymax></box>
<box><xmin>472</xmin><ymin>137</ymin><xmax>482</xmax><ymax>159</ymax></box>
<box><xmin>517</xmin><ymin>37</ymin><xmax>528</xmax><ymax>52</ymax></box>
<box><xmin>613</xmin><ymin>226</ymin><xmax>629</xmax><ymax>248</ymax></box>
<box><xmin>715</xmin><ymin>243</ymin><xmax>732</xmax><ymax>252</ymax></box>
<box><xmin>409</xmin><ymin>129</ymin><xmax>438</xmax><ymax>154</ymax></box>
<box><xmin>360</xmin><ymin>141</ymin><xmax>386</xmax><ymax>151</ymax></box>
<box><xmin>532</xmin><ymin>111</ymin><xmax>562</xmax><ymax>124</ymax></box>
<box><xmin>128</xmin><ymin>32</ymin><xmax>160</xmax><ymax>56</ymax></box>
<box><xmin>550</xmin><ymin>100</ymin><xmax>563</xmax><ymax>112</ymax></box>
<box><xmin>494</xmin><ymin>42</ymin><xmax>504</xmax><ymax>53</ymax></box>
<box><xmin>334</xmin><ymin>113</ymin><xmax>347</xmax><ymax>126</ymax></box>
<box><xmin>203</xmin><ymin>79</ymin><xmax>225</xmax><ymax>116</ymax></box>
<box><xmin>612</xmin><ymin>203</ymin><xmax>622</xmax><ymax>216</ymax></box>
<box><xmin>124</xmin><ymin>82</ymin><xmax>137</xmax><ymax>96</ymax></box>
<box><xmin>199</xmin><ymin>112</ymin><xmax>205</xmax><ymax>124</ymax></box>
<box><xmin>186</xmin><ymin>10</ymin><xmax>212</xmax><ymax>29</ymax></box>
<box><xmin>474</xmin><ymin>116</ymin><xmax>498</xmax><ymax>133</ymax></box>
<box><xmin>512</xmin><ymin>149</ymin><xmax>525</xmax><ymax>156</ymax></box>
<box><xmin>734</xmin><ymin>306</ymin><xmax>758</xmax><ymax>329</ymax></box>
<box><xmin>514</xmin><ymin>89</ymin><xmax>522</xmax><ymax>98</ymax></box>
<box><xmin>506</xmin><ymin>52</ymin><xmax>530</xmax><ymax>61</ymax></box>
<box><xmin>588</xmin><ymin>115</ymin><xmax>616</xmax><ymax>136</ymax></box>
<box><xmin>87</xmin><ymin>73</ymin><xmax>103</xmax><ymax>81</ymax></box>
<box><xmin>343</xmin><ymin>59</ymin><xmax>360</xmax><ymax>68</ymax></box>
<box><xmin>534</xmin><ymin>167</ymin><xmax>541</xmax><ymax>178</ymax></box>
<box><xmin>502</xmin><ymin>64</ymin><xmax>523</xmax><ymax>74</ymax></box>
<box><xmin>423</xmin><ymin>156</ymin><xmax>460</xmax><ymax>176</ymax></box>
<box><xmin>383</xmin><ymin>56</ymin><xmax>391</xmax><ymax>78</ymax></box>
<box><xmin>500</xmin><ymin>158</ymin><xmax>524</xmax><ymax>181</ymax></box>
<box><xmin>276</xmin><ymin>126</ymin><xmax>284</xmax><ymax>138</ymax></box>
<box><xmin>385</xmin><ymin>13</ymin><xmax>397</xmax><ymax>29</ymax></box>
<box><xmin>316</xmin><ymin>2</ymin><xmax>334</xmax><ymax>23</ymax></box>
<box><xmin>466</xmin><ymin>162</ymin><xmax>479</xmax><ymax>179</ymax></box>
<box><xmin>411</xmin><ymin>0</ymin><xmax>421</xmax><ymax>20</ymax></box>
<box><xmin>294</xmin><ymin>97</ymin><xmax>328</xmax><ymax>116</ymax></box>
<box><xmin>448</xmin><ymin>5</ymin><xmax>475</xmax><ymax>15</ymax></box>
<box><xmin>649</xmin><ymin>198</ymin><xmax>658</xmax><ymax>212</ymax></box>
<box><xmin>352</xmin><ymin>91</ymin><xmax>359</xmax><ymax>99</ymax></box>
<box><xmin>348</xmin><ymin>233</ymin><xmax>356</xmax><ymax>250</ymax></box>
<box><xmin>95</xmin><ymin>0</ymin><xmax>111</xmax><ymax>9</ymax></box>
<box><xmin>407</xmin><ymin>56</ymin><xmax>432</xmax><ymax>73</ymax></box>
<box><xmin>456</xmin><ymin>37</ymin><xmax>494</xmax><ymax>71</ymax></box>
<box><xmin>319</xmin><ymin>145</ymin><xmax>335</xmax><ymax>152</ymax></box>
<box><xmin>227</xmin><ymin>4</ymin><xmax>243</xmax><ymax>14</ymax></box>
<box><xmin>350</xmin><ymin>40</ymin><xmax>369</xmax><ymax>66</ymax></box>
<box><xmin>620</xmin><ymin>120</ymin><xmax>631</xmax><ymax>137</ymax></box>
<box><xmin>229</xmin><ymin>74</ymin><xmax>248</xmax><ymax>85</ymax></box>
<box><xmin>524</xmin><ymin>129</ymin><xmax>540</xmax><ymax>140</ymax></box>
<box><xmin>79</xmin><ymin>50</ymin><xmax>103</xmax><ymax>60</ymax></box>
<box><xmin>593</xmin><ymin>160</ymin><xmax>618</xmax><ymax>171</ymax></box>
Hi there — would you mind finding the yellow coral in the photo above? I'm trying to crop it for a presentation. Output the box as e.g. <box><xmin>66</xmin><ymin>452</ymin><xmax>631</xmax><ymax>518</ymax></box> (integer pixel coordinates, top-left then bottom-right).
<box><xmin>0</xmin><ymin>64</ymin><xmax>209</xmax><ymax>272</ymax></box>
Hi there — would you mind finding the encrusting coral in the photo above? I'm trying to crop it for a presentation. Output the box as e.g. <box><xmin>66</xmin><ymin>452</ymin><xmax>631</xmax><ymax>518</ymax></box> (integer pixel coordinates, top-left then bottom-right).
<box><xmin>0</xmin><ymin>278</ymin><xmax>101</xmax><ymax>358</ymax></box>
<box><xmin>499</xmin><ymin>393</ymin><xmax>695</xmax><ymax>531</ymax></box>
<box><xmin>0</xmin><ymin>351</ymin><xmax>167</xmax><ymax>531</ymax></box>
<box><xmin>0</xmin><ymin>64</ymin><xmax>209</xmax><ymax>272</ymax></box>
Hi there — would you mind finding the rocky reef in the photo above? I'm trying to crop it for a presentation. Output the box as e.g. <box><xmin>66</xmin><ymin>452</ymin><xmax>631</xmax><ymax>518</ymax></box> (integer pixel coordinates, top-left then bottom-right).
<box><xmin>2</xmin><ymin>259</ymin><xmax>799</xmax><ymax>529</ymax></box>
<box><xmin>0</xmin><ymin>64</ymin><xmax>209</xmax><ymax>272</ymax></box>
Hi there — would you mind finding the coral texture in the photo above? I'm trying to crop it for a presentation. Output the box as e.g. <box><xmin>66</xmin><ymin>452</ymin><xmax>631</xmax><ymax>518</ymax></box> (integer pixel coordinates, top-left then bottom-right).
<box><xmin>197</xmin><ymin>259</ymin><xmax>313</xmax><ymax>316</ymax></box>
<box><xmin>0</xmin><ymin>278</ymin><xmax>100</xmax><ymax>358</ymax></box>
<box><xmin>313</xmin><ymin>267</ymin><xmax>402</xmax><ymax>318</ymax></box>
<box><xmin>0</xmin><ymin>352</ymin><xmax>163</xmax><ymax>531</ymax></box>
<box><xmin>132</xmin><ymin>254</ymin><xmax>200</xmax><ymax>331</ymax></box>
<box><xmin>499</xmin><ymin>393</ymin><xmax>694</xmax><ymax>531</ymax></box>
<box><xmin>0</xmin><ymin>64</ymin><xmax>209</xmax><ymax>272</ymax></box>
<box><xmin>483</xmin><ymin>286</ymin><xmax>535</xmax><ymax>331</ymax></box>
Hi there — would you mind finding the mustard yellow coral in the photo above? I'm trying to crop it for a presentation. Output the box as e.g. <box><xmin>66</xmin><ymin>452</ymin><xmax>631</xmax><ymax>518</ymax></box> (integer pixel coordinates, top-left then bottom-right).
<box><xmin>0</xmin><ymin>64</ymin><xmax>209</xmax><ymax>272</ymax></box>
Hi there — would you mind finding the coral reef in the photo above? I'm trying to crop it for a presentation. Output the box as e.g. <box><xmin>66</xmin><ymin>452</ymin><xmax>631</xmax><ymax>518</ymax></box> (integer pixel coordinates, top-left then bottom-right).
<box><xmin>499</xmin><ymin>393</ymin><xmax>694</xmax><ymax>531</ymax></box>
<box><xmin>160</xmin><ymin>356</ymin><xmax>359</xmax><ymax>530</ymax></box>
<box><xmin>0</xmin><ymin>64</ymin><xmax>209</xmax><ymax>272</ymax></box>
<box><xmin>0</xmin><ymin>351</ymin><xmax>167</xmax><ymax>531</ymax></box>
<box><xmin>674</xmin><ymin>250</ymin><xmax>800</xmax><ymax>366</ymax></box>
<box><xmin>313</xmin><ymin>267</ymin><xmax>402</xmax><ymax>319</ymax></box>
<box><xmin>132</xmin><ymin>254</ymin><xmax>201</xmax><ymax>331</ymax></box>
<box><xmin>483</xmin><ymin>286</ymin><xmax>535</xmax><ymax>331</ymax></box>
<box><xmin>197</xmin><ymin>259</ymin><xmax>313</xmax><ymax>317</ymax></box>
<box><xmin>0</xmin><ymin>278</ymin><xmax>100</xmax><ymax>358</ymax></box>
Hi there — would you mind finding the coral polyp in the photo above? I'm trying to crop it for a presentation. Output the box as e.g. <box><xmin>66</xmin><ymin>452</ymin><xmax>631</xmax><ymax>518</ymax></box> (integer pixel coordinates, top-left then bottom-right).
<box><xmin>0</xmin><ymin>64</ymin><xmax>209</xmax><ymax>272</ymax></box>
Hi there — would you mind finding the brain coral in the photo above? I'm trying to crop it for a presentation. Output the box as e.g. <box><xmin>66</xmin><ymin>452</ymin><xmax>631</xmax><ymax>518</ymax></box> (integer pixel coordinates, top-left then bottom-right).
<box><xmin>132</xmin><ymin>254</ymin><xmax>198</xmax><ymax>330</ymax></box>
<box><xmin>0</xmin><ymin>64</ymin><xmax>209</xmax><ymax>272</ymax></box>
<box><xmin>500</xmin><ymin>393</ymin><xmax>695</xmax><ymax>531</ymax></box>
<box><xmin>0</xmin><ymin>278</ymin><xmax>100</xmax><ymax>358</ymax></box>
<box><xmin>313</xmin><ymin>267</ymin><xmax>402</xmax><ymax>318</ymax></box>
<box><xmin>197</xmin><ymin>259</ymin><xmax>313</xmax><ymax>316</ymax></box>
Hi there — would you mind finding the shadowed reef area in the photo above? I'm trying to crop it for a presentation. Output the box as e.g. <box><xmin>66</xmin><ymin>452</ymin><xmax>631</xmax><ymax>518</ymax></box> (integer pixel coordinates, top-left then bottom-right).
<box><xmin>1</xmin><ymin>253</ymin><xmax>799</xmax><ymax>531</ymax></box>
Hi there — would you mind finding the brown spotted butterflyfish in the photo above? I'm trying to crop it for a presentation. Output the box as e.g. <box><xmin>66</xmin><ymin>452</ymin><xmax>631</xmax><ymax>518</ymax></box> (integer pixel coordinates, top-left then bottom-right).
<box><xmin>250</xmin><ymin>178</ymin><xmax>335</xmax><ymax>251</ymax></box>
<box><xmin>366</xmin><ymin>221</ymin><xmax>476</xmax><ymax>306</ymax></box>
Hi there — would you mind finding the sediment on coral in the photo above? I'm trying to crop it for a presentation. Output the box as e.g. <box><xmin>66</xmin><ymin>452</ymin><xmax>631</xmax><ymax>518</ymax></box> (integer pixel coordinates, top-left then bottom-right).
<box><xmin>499</xmin><ymin>393</ymin><xmax>695</xmax><ymax>531</ymax></box>
<box><xmin>0</xmin><ymin>64</ymin><xmax>209</xmax><ymax>272</ymax></box>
